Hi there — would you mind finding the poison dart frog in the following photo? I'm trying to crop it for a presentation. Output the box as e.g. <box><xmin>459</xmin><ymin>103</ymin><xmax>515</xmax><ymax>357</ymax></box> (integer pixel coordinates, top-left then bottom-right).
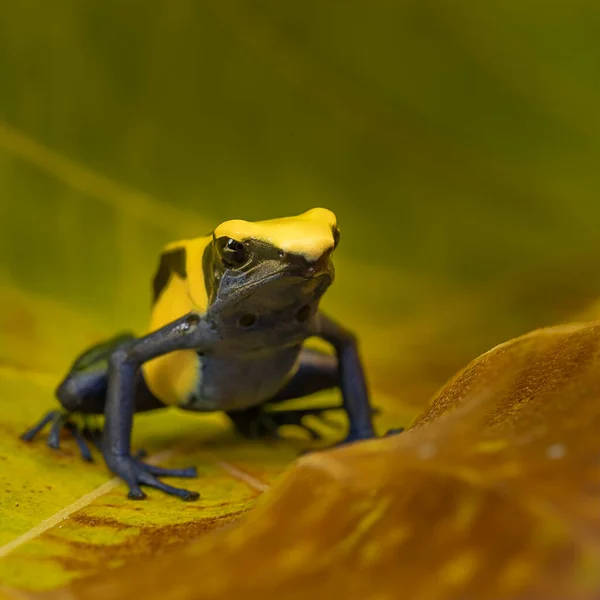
<box><xmin>22</xmin><ymin>208</ymin><xmax>378</xmax><ymax>500</ymax></box>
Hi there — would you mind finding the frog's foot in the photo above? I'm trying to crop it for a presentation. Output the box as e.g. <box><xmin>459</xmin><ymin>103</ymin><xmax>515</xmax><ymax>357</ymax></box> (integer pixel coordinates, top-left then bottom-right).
<box><xmin>104</xmin><ymin>453</ymin><xmax>199</xmax><ymax>501</ymax></box>
<box><xmin>21</xmin><ymin>410</ymin><xmax>94</xmax><ymax>462</ymax></box>
<box><xmin>228</xmin><ymin>404</ymin><xmax>345</xmax><ymax>440</ymax></box>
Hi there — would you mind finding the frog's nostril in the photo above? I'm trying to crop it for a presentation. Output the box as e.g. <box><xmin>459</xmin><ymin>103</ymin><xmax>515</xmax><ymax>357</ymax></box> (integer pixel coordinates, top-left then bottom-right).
<box><xmin>305</xmin><ymin>253</ymin><xmax>331</xmax><ymax>275</ymax></box>
<box><xmin>238</xmin><ymin>313</ymin><xmax>257</xmax><ymax>328</ymax></box>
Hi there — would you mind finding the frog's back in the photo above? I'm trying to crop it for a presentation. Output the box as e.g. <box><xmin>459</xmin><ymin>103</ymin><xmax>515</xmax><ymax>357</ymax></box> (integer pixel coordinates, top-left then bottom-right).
<box><xmin>141</xmin><ymin>236</ymin><xmax>211</xmax><ymax>407</ymax></box>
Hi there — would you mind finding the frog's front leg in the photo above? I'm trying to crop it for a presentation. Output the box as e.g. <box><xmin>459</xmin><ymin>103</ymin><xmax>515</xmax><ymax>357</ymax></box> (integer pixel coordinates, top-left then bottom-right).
<box><xmin>312</xmin><ymin>312</ymin><xmax>376</xmax><ymax>444</ymax></box>
<box><xmin>103</xmin><ymin>313</ymin><xmax>217</xmax><ymax>500</ymax></box>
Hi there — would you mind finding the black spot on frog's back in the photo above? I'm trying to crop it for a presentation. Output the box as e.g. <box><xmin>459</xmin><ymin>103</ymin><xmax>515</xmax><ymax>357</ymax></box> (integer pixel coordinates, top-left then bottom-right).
<box><xmin>152</xmin><ymin>248</ymin><xmax>187</xmax><ymax>302</ymax></box>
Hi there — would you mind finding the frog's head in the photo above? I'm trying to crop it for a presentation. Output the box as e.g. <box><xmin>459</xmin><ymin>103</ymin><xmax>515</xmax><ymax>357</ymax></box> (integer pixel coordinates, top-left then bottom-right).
<box><xmin>204</xmin><ymin>208</ymin><xmax>339</xmax><ymax>313</ymax></box>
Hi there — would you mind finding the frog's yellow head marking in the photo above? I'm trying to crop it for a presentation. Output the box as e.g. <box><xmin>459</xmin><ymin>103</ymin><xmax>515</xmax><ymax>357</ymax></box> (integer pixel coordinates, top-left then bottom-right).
<box><xmin>213</xmin><ymin>207</ymin><xmax>338</xmax><ymax>264</ymax></box>
<box><xmin>204</xmin><ymin>208</ymin><xmax>339</xmax><ymax>305</ymax></box>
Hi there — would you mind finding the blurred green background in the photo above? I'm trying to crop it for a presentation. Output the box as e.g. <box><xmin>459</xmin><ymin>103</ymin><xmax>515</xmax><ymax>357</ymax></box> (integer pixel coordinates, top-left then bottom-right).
<box><xmin>1</xmin><ymin>0</ymin><xmax>600</xmax><ymax>413</ymax></box>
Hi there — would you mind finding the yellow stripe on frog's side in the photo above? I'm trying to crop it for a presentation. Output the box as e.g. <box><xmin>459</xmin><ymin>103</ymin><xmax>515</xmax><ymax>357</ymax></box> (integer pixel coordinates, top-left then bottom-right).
<box><xmin>141</xmin><ymin>236</ymin><xmax>211</xmax><ymax>406</ymax></box>
<box><xmin>214</xmin><ymin>207</ymin><xmax>337</xmax><ymax>263</ymax></box>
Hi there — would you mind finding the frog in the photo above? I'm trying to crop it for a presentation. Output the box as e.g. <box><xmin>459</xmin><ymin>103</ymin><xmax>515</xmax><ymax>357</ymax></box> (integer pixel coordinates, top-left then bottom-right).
<box><xmin>21</xmin><ymin>208</ymin><xmax>379</xmax><ymax>501</ymax></box>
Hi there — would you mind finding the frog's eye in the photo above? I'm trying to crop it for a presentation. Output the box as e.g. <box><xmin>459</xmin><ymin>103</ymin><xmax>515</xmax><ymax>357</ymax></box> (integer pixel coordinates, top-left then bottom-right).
<box><xmin>216</xmin><ymin>237</ymin><xmax>249</xmax><ymax>269</ymax></box>
<box><xmin>332</xmin><ymin>227</ymin><xmax>341</xmax><ymax>248</ymax></box>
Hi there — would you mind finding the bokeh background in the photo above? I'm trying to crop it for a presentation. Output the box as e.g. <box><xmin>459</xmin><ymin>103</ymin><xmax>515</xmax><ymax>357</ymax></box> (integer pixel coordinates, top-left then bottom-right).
<box><xmin>2</xmin><ymin>0</ymin><xmax>600</xmax><ymax>419</ymax></box>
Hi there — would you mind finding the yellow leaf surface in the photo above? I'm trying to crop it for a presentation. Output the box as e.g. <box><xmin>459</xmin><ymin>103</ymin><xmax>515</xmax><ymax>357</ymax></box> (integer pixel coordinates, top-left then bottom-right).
<box><xmin>39</xmin><ymin>321</ymin><xmax>600</xmax><ymax>600</ymax></box>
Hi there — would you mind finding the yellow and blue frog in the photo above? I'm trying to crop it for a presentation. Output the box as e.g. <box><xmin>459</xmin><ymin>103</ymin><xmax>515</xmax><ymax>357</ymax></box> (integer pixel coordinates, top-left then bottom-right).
<box><xmin>22</xmin><ymin>208</ymin><xmax>384</xmax><ymax>500</ymax></box>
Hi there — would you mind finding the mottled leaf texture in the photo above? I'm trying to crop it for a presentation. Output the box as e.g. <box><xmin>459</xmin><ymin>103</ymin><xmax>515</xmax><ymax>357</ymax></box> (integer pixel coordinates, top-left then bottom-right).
<box><xmin>33</xmin><ymin>321</ymin><xmax>600</xmax><ymax>600</ymax></box>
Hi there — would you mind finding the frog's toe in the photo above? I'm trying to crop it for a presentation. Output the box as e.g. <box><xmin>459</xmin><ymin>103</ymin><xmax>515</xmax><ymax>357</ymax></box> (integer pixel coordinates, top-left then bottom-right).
<box><xmin>149</xmin><ymin>480</ymin><xmax>199</xmax><ymax>501</ymax></box>
<box><xmin>385</xmin><ymin>427</ymin><xmax>405</xmax><ymax>436</ymax></box>
<box><xmin>46</xmin><ymin>412</ymin><xmax>68</xmax><ymax>450</ymax></box>
<box><xmin>65</xmin><ymin>422</ymin><xmax>94</xmax><ymax>462</ymax></box>
<box><xmin>107</xmin><ymin>453</ymin><xmax>200</xmax><ymax>501</ymax></box>
<box><xmin>136</xmin><ymin>471</ymin><xmax>199</xmax><ymax>500</ymax></box>
<box><xmin>136</xmin><ymin>462</ymin><xmax>198</xmax><ymax>479</ymax></box>
<box><xmin>127</xmin><ymin>486</ymin><xmax>147</xmax><ymax>500</ymax></box>
<box><xmin>22</xmin><ymin>410</ymin><xmax>97</xmax><ymax>461</ymax></box>
<box><xmin>21</xmin><ymin>410</ymin><xmax>62</xmax><ymax>442</ymax></box>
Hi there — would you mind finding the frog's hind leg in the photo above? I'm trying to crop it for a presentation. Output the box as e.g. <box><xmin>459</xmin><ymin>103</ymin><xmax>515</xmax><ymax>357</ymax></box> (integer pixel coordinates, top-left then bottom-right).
<box><xmin>21</xmin><ymin>333</ymin><xmax>136</xmax><ymax>460</ymax></box>
<box><xmin>21</xmin><ymin>364</ymin><xmax>110</xmax><ymax>461</ymax></box>
<box><xmin>22</xmin><ymin>333</ymin><xmax>168</xmax><ymax>461</ymax></box>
